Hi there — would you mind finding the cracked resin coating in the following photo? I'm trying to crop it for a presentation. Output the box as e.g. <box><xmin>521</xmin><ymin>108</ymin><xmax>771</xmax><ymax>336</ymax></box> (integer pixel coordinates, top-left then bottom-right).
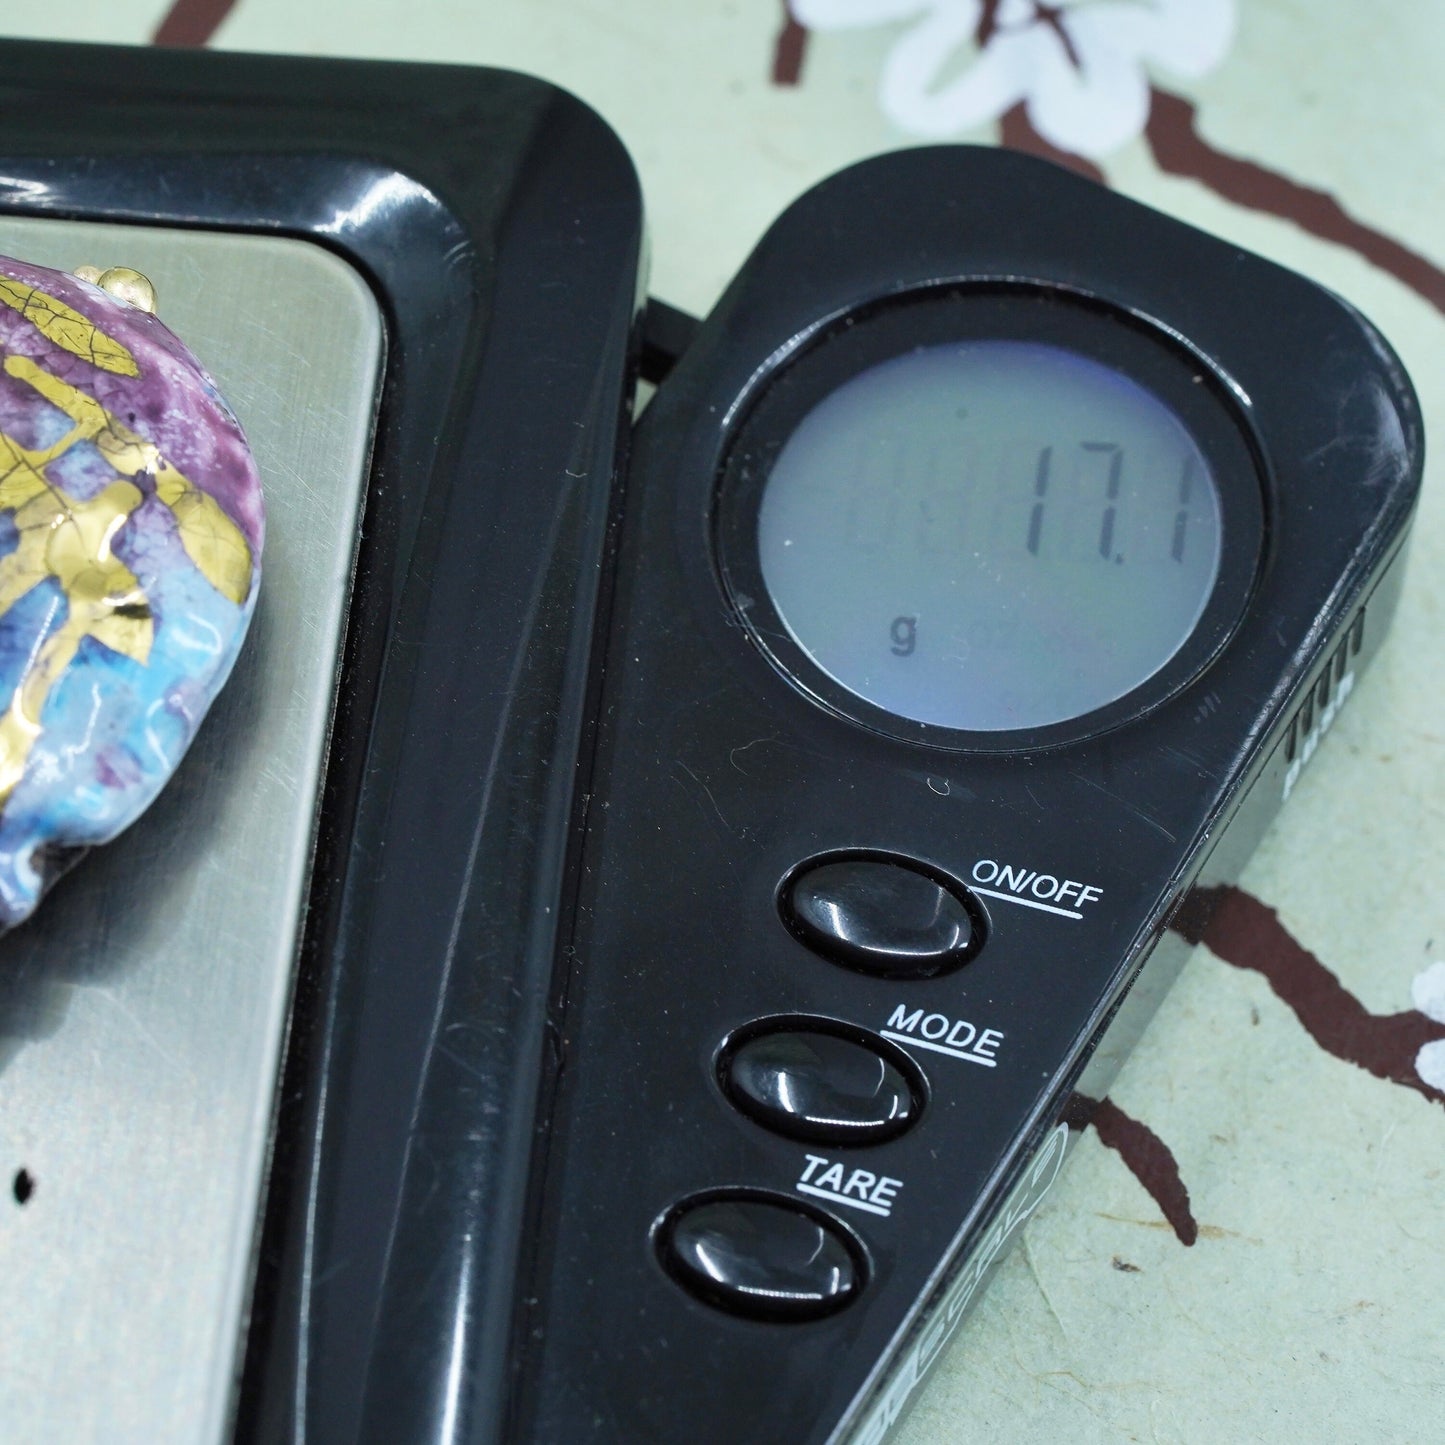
<box><xmin>0</xmin><ymin>256</ymin><xmax>262</xmax><ymax>927</ymax></box>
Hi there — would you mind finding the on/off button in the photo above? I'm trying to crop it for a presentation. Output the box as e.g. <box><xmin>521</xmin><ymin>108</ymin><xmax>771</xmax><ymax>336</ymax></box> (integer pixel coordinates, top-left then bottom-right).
<box><xmin>780</xmin><ymin>853</ymin><xmax>986</xmax><ymax>978</ymax></box>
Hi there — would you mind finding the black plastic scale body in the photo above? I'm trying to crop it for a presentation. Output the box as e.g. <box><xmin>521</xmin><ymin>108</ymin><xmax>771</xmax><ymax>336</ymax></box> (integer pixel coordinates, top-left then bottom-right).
<box><xmin>515</xmin><ymin>149</ymin><xmax>1423</xmax><ymax>1442</ymax></box>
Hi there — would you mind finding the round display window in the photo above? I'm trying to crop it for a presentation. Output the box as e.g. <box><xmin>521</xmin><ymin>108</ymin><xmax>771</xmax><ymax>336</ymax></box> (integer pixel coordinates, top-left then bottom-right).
<box><xmin>716</xmin><ymin>291</ymin><xmax>1263</xmax><ymax>747</ymax></box>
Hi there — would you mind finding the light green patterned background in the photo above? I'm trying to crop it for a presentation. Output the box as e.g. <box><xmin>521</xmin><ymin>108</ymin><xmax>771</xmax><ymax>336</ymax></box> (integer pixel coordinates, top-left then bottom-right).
<box><xmin>6</xmin><ymin>3</ymin><xmax>1443</xmax><ymax>1440</ymax></box>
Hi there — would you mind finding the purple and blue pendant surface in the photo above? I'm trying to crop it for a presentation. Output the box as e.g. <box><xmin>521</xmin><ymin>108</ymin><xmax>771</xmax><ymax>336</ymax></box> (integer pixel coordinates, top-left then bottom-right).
<box><xmin>0</xmin><ymin>256</ymin><xmax>263</xmax><ymax>927</ymax></box>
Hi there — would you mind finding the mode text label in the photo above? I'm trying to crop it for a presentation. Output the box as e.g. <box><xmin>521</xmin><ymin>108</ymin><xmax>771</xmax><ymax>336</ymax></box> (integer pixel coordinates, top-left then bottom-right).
<box><xmin>881</xmin><ymin>1004</ymin><xmax>1004</xmax><ymax>1068</ymax></box>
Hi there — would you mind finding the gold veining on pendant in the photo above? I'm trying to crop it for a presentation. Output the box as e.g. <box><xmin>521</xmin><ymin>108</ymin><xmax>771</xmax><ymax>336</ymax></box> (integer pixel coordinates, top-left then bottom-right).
<box><xmin>0</xmin><ymin>276</ymin><xmax>140</xmax><ymax>376</ymax></box>
<box><xmin>0</xmin><ymin>344</ymin><xmax>254</xmax><ymax>805</ymax></box>
<box><xmin>0</xmin><ymin>479</ymin><xmax>149</xmax><ymax>806</ymax></box>
<box><xmin>4</xmin><ymin>355</ymin><xmax>253</xmax><ymax>605</ymax></box>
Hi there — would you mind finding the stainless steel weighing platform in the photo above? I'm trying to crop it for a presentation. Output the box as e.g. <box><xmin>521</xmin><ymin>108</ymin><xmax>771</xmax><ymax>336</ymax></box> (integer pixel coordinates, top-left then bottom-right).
<box><xmin>0</xmin><ymin>219</ymin><xmax>383</xmax><ymax>1444</ymax></box>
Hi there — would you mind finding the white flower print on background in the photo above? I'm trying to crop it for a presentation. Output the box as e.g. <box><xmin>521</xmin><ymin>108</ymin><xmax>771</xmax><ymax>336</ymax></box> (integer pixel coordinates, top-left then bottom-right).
<box><xmin>791</xmin><ymin>0</ymin><xmax>1236</xmax><ymax>158</ymax></box>
<box><xmin>1412</xmin><ymin>961</ymin><xmax>1445</xmax><ymax>1089</ymax></box>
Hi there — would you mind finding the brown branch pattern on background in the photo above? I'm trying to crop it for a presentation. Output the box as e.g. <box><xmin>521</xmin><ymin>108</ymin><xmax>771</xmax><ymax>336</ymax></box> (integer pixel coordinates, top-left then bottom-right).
<box><xmin>773</xmin><ymin>1</ymin><xmax>809</xmax><ymax>87</ymax></box>
<box><xmin>1179</xmin><ymin>884</ymin><xmax>1445</xmax><ymax>1109</ymax></box>
<box><xmin>1066</xmin><ymin>1092</ymin><xmax>1198</xmax><ymax>1245</ymax></box>
<box><xmin>1069</xmin><ymin>881</ymin><xmax>1445</xmax><ymax>1248</ymax></box>
<box><xmin>1145</xmin><ymin>89</ymin><xmax>1445</xmax><ymax>320</ymax></box>
<box><xmin>770</xmin><ymin>25</ymin><xmax>1445</xmax><ymax>320</ymax></box>
<box><xmin>152</xmin><ymin>0</ymin><xmax>236</xmax><ymax>47</ymax></box>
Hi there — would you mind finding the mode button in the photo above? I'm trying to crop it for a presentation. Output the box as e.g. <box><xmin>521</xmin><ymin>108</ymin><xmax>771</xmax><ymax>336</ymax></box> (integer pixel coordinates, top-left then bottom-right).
<box><xmin>720</xmin><ymin>1022</ymin><xmax>925</xmax><ymax>1144</ymax></box>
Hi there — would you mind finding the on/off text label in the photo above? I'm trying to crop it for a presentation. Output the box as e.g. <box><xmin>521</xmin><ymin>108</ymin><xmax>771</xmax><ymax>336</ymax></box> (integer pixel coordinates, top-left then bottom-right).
<box><xmin>969</xmin><ymin>858</ymin><xmax>1102</xmax><ymax>920</ymax></box>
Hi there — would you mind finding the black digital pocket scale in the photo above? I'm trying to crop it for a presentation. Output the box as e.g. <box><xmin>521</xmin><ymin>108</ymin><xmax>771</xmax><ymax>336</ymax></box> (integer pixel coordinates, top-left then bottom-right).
<box><xmin>0</xmin><ymin>42</ymin><xmax>1423</xmax><ymax>1445</ymax></box>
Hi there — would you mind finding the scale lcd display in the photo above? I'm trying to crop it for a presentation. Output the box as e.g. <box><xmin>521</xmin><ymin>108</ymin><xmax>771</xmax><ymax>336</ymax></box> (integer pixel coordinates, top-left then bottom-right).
<box><xmin>756</xmin><ymin>340</ymin><xmax>1224</xmax><ymax>732</ymax></box>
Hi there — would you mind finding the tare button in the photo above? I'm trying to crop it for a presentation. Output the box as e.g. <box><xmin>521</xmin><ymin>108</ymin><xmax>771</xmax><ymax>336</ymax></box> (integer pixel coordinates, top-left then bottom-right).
<box><xmin>659</xmin><ymin>1192</ymin><xmax>864</xmax><ymax>1320</ymax></box>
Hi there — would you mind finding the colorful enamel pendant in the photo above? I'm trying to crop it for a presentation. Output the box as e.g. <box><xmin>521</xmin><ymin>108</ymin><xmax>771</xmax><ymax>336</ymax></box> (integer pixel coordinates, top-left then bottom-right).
<box><xmin>0</xmin><ymin>256</ymin><xmax>262</xmax><ymax>927</ymax></box>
